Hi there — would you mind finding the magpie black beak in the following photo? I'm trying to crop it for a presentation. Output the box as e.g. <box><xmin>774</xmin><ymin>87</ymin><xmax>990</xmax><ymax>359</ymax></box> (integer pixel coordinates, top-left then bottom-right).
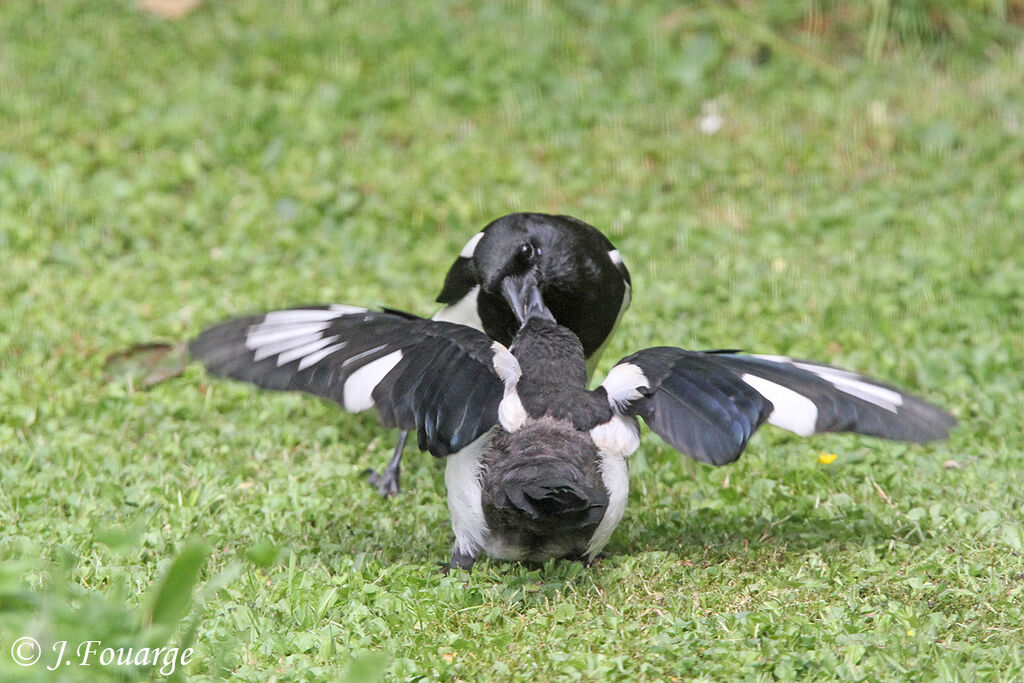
<box><xmin>501</xmin><ymin>273</ymin><xmax>554</xmax><ymax>326</ymax></box>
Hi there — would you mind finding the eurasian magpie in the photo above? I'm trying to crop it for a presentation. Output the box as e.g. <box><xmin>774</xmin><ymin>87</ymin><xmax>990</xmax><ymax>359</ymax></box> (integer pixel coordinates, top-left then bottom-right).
<box><xmin>190</xmin><ymin>296</ymin><xmax>955</xmax><ymax>571</ymax></box>
<box><xmin>364</xmin><ymin>213</ymin><xmax>631</xmax><ymax>496</ymax></box>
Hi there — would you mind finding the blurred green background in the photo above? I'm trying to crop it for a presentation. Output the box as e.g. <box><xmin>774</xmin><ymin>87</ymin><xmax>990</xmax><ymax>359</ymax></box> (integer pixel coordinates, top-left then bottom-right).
<box><xmin>1</xmin><ymin>1</ymin><xmax>1023</xmax><ymax>681</ymax></box>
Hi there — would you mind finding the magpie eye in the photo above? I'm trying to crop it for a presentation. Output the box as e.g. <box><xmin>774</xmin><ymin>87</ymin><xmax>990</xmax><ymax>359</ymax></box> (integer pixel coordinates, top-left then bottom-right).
<box><xmin>519</xmin><ymin>242</ymin><xmax>538</xmax><ymax>260</ymax></box>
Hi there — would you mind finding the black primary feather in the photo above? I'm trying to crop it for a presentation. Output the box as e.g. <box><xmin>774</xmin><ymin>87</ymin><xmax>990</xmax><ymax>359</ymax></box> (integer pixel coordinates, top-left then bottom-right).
<box><xmin>189</xmin><ymin>306</ymin><xmax>504</xmax><ymax>457</ymax></box>
<box><xmin>608</xmin><ymin>347</ymin><xmax>954</xmax><ymax>466</ymax></box>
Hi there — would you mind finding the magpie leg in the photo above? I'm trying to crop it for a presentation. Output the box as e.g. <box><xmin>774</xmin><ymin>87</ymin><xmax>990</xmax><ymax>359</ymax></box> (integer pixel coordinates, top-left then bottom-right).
<box><xmin>363</xmin><ymin>430</ymin><xmax>407</xmax><ymax>497</ymax></box>
<box><xmin>442</xmin><ymin>546</ymin><xmax>477</xmax><ymax>574</ymax></box>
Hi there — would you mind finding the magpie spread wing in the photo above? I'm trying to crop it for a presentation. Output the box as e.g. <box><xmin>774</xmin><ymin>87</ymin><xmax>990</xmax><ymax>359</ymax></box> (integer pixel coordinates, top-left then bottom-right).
<box><xmin>601</xmin><ymin>347</ymin><xmax>955</xmax><ymax>466</ymax></box>
<box><xmin>700</xmin><ymin>353</ymin><xmax>956</xmax><ymax>442</ymax></box>
<box><xmin>601</xmin><ymin>347</ymin><xmax>772</xmax><ymax>465</ymax></box>
<box><xmin>189</xmin><ymin>305</ymin><xmax>507</xmax><ymax>456</ymax></box>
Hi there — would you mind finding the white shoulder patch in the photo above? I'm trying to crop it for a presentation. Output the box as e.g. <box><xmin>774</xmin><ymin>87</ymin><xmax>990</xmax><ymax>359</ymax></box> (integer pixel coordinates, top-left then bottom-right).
<box><xmin>490</xmin><ymin>341</ymin><xmax>521</xmax><ymax>389</ymax></box>
<box><xmin>498</xmin><ymin>391</ymin><xmax>527</xmax><ymax>432</ymax></box>
<box><xmin>432</xmin><ymin>285</ymin><xmax>483</xmax><ymax>330</ymax></box>
<box><xmin>589</xmin><ymin>414</ymin><xmax>641</xmax><ymax>459</ymax></box>
<box><xmin>493</xmin><ymin>341</ymin><xmax>526</xmax><ymax>432</ymax></box>
<box><xmin>586</xmin><ymin>451</ymin><xmax>628</xmax><ymax>560</ymax></box>
<box><xmin>586</xmin><ymin>416</ymin><xmax>634</xmax><ymax>560</ymax></box>
<box><xmin>445</xmin><ymin>433</ymin><xmax>491</xmax><ymax>557</ymax></box>
<box><xmin>608</xmin><ymin>249</ymin><xmax>623</xmax><ymax>266</ymax></box>
<box><xmin>601</xmin><ymin>362</ymin><xmax>648</xmax><ymax>411</ymax></box>
<box><xmin>459</xmin><ymin>232</ymin><xmax>485</xmax><ymax>258</ymax></box>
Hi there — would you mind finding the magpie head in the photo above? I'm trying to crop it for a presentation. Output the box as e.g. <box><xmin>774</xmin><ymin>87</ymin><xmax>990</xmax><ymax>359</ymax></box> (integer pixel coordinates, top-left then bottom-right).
<box><xmin>475</xmin><ymin>215</ymin><xmax>557</xmax><ymax>326</ymax></box>
<box><xmin>446</xmin><ymin>212</ymin><xmax>630</xmax><ymax>354</ymax></box>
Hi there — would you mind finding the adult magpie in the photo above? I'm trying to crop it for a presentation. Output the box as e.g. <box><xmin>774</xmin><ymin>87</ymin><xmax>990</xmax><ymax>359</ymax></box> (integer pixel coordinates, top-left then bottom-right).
<box><xmin>364</xmin><ymin>213</ymin><xmax>631</xmax><ymax>496</ymax></box>
<box><xmin>190</xmin><ymin>296</ymin><xmax>955</xmax><ymax>571</ymax></box>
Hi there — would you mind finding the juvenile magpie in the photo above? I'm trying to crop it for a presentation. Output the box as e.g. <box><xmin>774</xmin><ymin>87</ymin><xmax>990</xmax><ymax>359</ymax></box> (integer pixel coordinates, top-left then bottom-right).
<box><xmin>190</xmin><ymin>296</ymin><xmax>955</xmax><ymax>571</ymax></box>
<box><xmin>364</xmin><ymin>213</ymin><xmax>631</xmax><ymax>496</ymax></box>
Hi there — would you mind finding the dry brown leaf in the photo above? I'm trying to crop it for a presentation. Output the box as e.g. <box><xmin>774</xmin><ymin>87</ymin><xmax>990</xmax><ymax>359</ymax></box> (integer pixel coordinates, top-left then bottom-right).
<box><xmin>103</xmin><ymin>342</ymin><xmax>188</xmax><ymax>389</ymax></box>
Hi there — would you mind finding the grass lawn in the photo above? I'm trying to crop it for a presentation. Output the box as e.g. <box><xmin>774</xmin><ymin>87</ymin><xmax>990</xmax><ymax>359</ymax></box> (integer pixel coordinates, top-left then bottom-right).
<box><xmin>2</xmin><ymin>1</ymin><xmax>1023</xmax><ymax>680</ymax></box>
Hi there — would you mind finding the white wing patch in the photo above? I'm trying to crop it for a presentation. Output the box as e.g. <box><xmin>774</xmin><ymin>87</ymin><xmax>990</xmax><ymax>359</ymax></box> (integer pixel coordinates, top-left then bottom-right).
<box><xmin>329</xmin><ymin>304</ymin><xmax>370</xmax><ymax>315</ymax></box>
<box><xmin>341</xmin><ymin>343</ymin><xmax>387</xmax><ymax>368</ymax></box>
<box><xmin>793</xmin><ymin>362</ymin><xmax>904</xmax><ymax>413</ymax></box>
<box><xmin>608</xmin><ymin>249</ymin><xmax>624</xmax><ymax>266</ymax></box>
<box><xmin>601</xmin><ymin>363</ymin><xmax>649</xmax><ymax>411</ymax></box>
<box><xmin>246</xmin><ymin>307</ymin><xmax>368</xmax><ymax>365</ymax></box>
<box><xmin>247</xmin><ymin>323</ymin><xmax>332</xmax><ymax>360</ymax></box>
<box><xmin>297</xmin><ymin>341</ymin><xmax>347</xmax><ymax>370</ymax></box>
<box><xmin>751</xmin><ymin>353</ymin><xmax>792</xmax><ymax>365</ymax></box>
<box><xmin>275</xmin><ymin>334</ymin><xmax>341</xmax><ymax>367</ymax></box>
<box><xmin>751</xmin><ymin>354</ymin><xmax>905</xmax><ymax>414</ymax></box>
<box><xmin>263</xmin><ymin>308</ymin><xmax>358</xmax><ymax>324</ymax></box>
<box><xmin>740</xmin><ymin>373</ymin><xmax>818</xmax><ymax>436</ymax></box>
<box><xmin>342</xmin><ymin>350</ymin><xmax>403</xmax><ymax>412</ymax></box>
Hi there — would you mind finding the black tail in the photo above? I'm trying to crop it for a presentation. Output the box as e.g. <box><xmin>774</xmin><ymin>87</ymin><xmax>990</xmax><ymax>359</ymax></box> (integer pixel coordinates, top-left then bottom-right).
<box><xmin>482</xmin><ymin>423</ymin><xmax>610</xmax><ymax>539</ymax></box>
<box><xmin>497</xmin><ymin>477</ymin><xmax>608</xmax><ymax>533</ymax></box>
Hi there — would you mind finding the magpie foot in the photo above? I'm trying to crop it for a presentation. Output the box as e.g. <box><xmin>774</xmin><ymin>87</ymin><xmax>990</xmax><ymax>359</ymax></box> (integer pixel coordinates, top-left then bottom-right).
<box><xmin>363</xmin><ymin>430</ymin><xmax>408</xmax><ymax>497</ymax></box>
<box><xmin>443</xmin><ymin>548</ymin><xmax>477</xmax><ymax>574</ymax></box>
<box><xmin>363</xmin><ymin>467</ymin><xmax>401</xmax><ymax>497</ymax></box>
